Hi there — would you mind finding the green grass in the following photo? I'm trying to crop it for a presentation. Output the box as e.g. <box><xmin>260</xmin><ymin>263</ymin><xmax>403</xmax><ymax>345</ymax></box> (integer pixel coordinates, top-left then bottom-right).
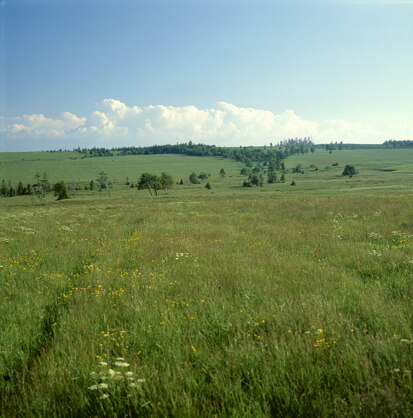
<box><xmin>0</xmin><ymin>149</ymin><xmax>412</xmax><ymax>416</ymax></box>
<box><xmin>0</xmin><ymin>151</ymin><xmax>242</xmax><ymax>184</ymax></box>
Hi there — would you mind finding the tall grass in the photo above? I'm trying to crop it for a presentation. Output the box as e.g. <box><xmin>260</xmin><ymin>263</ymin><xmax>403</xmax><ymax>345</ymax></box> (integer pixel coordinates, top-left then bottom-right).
<box><xmin>0</xmin><ymin>189</ymin><xmax>412</xmax><ymax>416</ymax></box>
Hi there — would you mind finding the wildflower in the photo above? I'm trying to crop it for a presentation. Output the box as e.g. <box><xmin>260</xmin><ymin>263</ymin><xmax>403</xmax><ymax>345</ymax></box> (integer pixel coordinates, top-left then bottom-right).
<box><xmin>129</xmin><ymin>383</ymin><xmax>137</xmax><ymax>388</ymax></box>
<box><xmin>114</xmin><ymin>361</ymin><xmax>129</xmax><ymax>367</ymax></box>
<box><xmin>100</xmin><ymin>393</ymin><xmax>109</xmax><ymax>399</ymax></box>
<box><xmin>136</xmin><ymin>378</ymin><xmax>146</xmax><ymax>383</ymax></box>
<box><xmin>98</xmin><ymin>383</ymin><xmax>108</xmax><ymax>389</ymax></box>
<box><xmin>116</xmin><ymin>357</ymin><xmax>125</xmax><ymax>361</ymax></box>
<box><xmin>88</xmin><ymin>385</ymin><xmax>98</xmax><ymax>390</ymax></box>
<box><xmin>99</xmin><ymin>361</ymin><xmax>108</xmax><ymax>366</ymax></box>
<box><xmin>108</xmin><ymin>369</ymin><xmax>116</xmax><ymax>377</ymax></box>
<box><xmin>125</xmin><ymin>371</ymin><xmax>134</xmax><ymax>377</ymax></box>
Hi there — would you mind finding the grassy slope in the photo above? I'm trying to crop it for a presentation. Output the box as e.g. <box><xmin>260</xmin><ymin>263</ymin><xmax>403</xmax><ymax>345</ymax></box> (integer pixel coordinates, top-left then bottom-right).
<box><xmin>0</xmin><ymin>149</ymin><xmax>412</xmax><ymax>416</ymax></box>
<box><xmin>0</xmin><ymin>152</ymin><xmax>242</xmax><ymax>184</ymax></box>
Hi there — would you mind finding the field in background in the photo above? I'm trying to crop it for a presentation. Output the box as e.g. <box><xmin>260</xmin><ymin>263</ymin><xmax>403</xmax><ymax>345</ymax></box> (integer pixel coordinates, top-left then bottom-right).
<box><xmin>0</xmin><ymin>148</ymin><xmax>412</xmax><ymax>416</ymax></box>
<box><xmin>0</xmin><ymin>152</ymin><xmax>243</xmax><ymax>184</ymax></box>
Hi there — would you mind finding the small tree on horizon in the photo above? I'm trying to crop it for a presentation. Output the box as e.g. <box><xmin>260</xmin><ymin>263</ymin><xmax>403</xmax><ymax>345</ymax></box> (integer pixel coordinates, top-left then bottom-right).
<box><xmin>219</xmin><ymin>168</ymin><xmax>226</xmax><ymax>178</ymax></box>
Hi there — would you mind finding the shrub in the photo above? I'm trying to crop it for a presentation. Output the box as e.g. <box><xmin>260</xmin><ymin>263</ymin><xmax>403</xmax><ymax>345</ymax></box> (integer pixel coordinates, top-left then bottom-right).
<box><xmin>342</xmin><ymin>164</ymin><xmax>357</xmax><ymax>177</ymax></box>
<box><xmin>53</xmin><ymin>181</ymin><xmax>69</xmax><ymax>200</ymax></box>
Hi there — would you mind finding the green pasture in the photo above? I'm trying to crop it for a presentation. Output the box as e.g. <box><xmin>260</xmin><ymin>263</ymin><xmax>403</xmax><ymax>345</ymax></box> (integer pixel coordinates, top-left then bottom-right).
<box><xmin>0</xmin><ymin>149</ymin><xmax>412</xmax><ymax>416</ymax></box>
<box><xmin>0</xmin><ymin>152</ymin><xmax>242</xmax><ymax>184</ymax></box>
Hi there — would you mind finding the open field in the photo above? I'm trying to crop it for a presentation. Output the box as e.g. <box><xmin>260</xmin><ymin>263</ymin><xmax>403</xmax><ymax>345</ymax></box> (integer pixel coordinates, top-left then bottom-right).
<box><xmin>0</xmin><ymin>152</ymin><xmax>243</xmax><ymax>184</ymax></box>
<box><xmin>0</xmin><ymin>149</ymin><xmax>412</xmax><ymax>416</ymax></box>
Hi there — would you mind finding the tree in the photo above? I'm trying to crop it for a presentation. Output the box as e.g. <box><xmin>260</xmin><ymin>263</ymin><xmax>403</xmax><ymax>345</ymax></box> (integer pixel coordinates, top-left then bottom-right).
<box><xmin>7</xmin><ymin>181</ymin><xmax>15</xmax><ymax>197</ymax></box>
<box><xmin>0</xmin><ymin>180</ymin><xmax>7</xmax><ymax>196</ymax></box>
<box><xmin>41</xmin><ymin>172</ymin><xmax>51</xmax><ymax>192</ymax></box>
<box><xmin>34</xmin><ymin>172</ymin><xmax>46</xmax><ymax>201</ymax></box>
<box><xmin>189</xmin><ymin>172</ymin><xmax>200</xmax><ymax>184</ymax></box>
<box><xmin>342</xmin><ymin>164</ymin><xmax>357</xmax><ymax>177</ymax></box>
<box><xmin>205</xmin><ymin>182</ymin><xmax>211</xmax><ymax>189</ymax></box>
<box><xmin>138</xmin><ymin>172</ymin><xmax>160</xmax><ymax>196</ymax></box>
<box><xmin>198</xmin><ymin>172</ymin><xmax>208</xmax><ymax>181</ymax></box>
<box><xmin>280</xmin><ymin>174</ymin><xmax>286</xmax><ymax>183</ymax></box>
<box><xmin>53</xmin><ymin>181</ymin><xmax>70</xmax><ymax>200</ymax></box>
<box><xmin>89</xmin><ymin>180</ymin><xmax>95</xmax><ymax>191</ymax></box>
<box><xmin>159</xmin><ymin>172</ymin><xmax>173</xmax><ymax>194</ymax></box>
<box><xmin>97</xmin><ymin>171</ymin><xmax>109</xmax><ymax>190</ymax></box>
<box><xmin>16</xmin><ymin>181</ymin><xmax>25</xmax><ymax>196</ymax></box>
<box><xmin>250</xmin><ymin>174</ymin><xmax>260</xmax><ymax>186</ymax></box>
<box><xmin>219</xmin><ymin>168</ymin><xmax>226</xmax><ymax>178</ymax></box>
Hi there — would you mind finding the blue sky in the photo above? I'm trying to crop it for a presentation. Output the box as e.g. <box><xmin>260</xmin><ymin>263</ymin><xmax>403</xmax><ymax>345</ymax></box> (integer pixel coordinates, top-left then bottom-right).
<box><xmin>1</xmin><ymin>0</ymin><xmax>412</xmax><ymax>151</ymax></box>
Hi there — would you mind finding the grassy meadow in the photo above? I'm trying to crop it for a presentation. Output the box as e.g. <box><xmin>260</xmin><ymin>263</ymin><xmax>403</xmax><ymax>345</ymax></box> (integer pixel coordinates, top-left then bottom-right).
<box><xmin>0</xmin><ymin>148</ymin><xmax>412</xmax><ymax>416</ymax></box>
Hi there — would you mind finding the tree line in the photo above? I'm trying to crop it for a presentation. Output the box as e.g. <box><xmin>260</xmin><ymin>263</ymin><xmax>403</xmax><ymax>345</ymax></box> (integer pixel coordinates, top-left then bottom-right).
<box><xmin>0</xmin><ymin>172</ymin><xmax>70</xmax><ymax>201</ymax></box>
<box><xmin>71</xmin><ymin>138</ymin><xmax>315</xmax><ymax>166</ymax></box>
<box><xmin>383</xmin><ymin>140</ymin><xmax>413</xmax><ymax>148</ymax></box>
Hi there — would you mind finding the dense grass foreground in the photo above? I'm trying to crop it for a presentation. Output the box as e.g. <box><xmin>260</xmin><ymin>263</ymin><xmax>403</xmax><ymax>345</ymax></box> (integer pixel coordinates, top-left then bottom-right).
<box><xmin>0</xmin><ymin>192</ymin><xmax>412</xmax><ymax>416</ymax></box>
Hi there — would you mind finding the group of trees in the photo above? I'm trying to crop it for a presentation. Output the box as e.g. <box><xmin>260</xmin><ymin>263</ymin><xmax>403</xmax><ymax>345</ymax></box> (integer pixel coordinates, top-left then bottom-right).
<box><xmin>241</xmin><ymin>163</ymin><xmax>286</xmax><ymax>187</ymax></box>
<box><xmin>73</xmin><ymin>140</ymin><xmax>316</xmax><ymax>167</ymax></box>
<box><xmin>137</xmin><ymin>172</ymin><xmax>174</xmax><ymax>196</ymax></box>
<box><xmin>0</xmin><ymin>172</ymin><xmax>69</xmax><ymax>201</ymax></box>
<box><xmin>384</xmin><ymin>140</ymin><xmax>413</xmax><ymax>148</ymax></box>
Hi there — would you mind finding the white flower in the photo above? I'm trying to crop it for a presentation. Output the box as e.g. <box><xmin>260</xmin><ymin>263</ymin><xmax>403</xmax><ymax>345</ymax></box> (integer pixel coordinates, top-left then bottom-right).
<box><xmin>114</xmin><ymin>361</ymin><xmax>129</xmax><ymax>367</ymax></box>
<box><xmin>129</xmin><ymin>383</ymin><xmax>137</xmax><ymax>388</ymax></box>
<box><xmin>88</xmin><ymin>385</ymin><xmax>98</xmax><ymax>390</ymax></box>
<box><xmin>108</xmin><ymin>369</ymin><xmax>116</xmax><ymax>377</ymax></box>
<box><xmin>136</xmin><ymin>378</ymin><xmax>146</xmax><ymax>383</ymax></box>
<box><xmin>98</xmin><ymin>383</ymin><xmax>108</xmax><ymax>389</ymax></box>
<box><xmin>99</xmin><ymin>361</ymin><xmax>108</xmax><ymax>366</ymax></box>
<box><xmin>125</xmin><ymin>371</ymin><xmax>134</xmax><ymax>377</ymax></box>
<box><xmin>100</xmin><ymin>394</ymin><xmax>109</xmax><ymax>400</ymax></box>
<box><xmin>115</xmin><ymin>357</ymin><xmax>125</xmax><ymax>361</ymax></box>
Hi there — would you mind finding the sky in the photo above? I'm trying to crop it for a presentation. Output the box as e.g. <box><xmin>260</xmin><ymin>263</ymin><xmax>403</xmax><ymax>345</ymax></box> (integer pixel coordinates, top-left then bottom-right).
<box><xmin>0</xmin><ymin>0</ymin><xmax>412</xmax><ymax>151</ymax></box>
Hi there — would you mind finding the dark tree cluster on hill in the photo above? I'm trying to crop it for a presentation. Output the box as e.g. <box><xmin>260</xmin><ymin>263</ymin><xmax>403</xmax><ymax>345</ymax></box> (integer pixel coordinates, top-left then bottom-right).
<box><xmin>74</xmin><ymin>140</ymin><xmax>314</xmax><ymax>166</ymax></box>
<box><xmin>384</xmin><ymin>140</ymin><xmax>413</xmax><ymax>148</ymax></box>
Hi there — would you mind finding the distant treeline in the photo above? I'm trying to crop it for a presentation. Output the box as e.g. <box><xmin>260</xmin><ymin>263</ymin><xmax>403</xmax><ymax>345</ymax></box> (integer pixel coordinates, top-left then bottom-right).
<box><xmin>72</xmin><ymin>138</ymin><xmax>315</xmax><ymax>165</ymax></box>
<box><xmin>384</xmin><ymin>140</ymin><xmax>413</xmax><ymax>148</ymax></box>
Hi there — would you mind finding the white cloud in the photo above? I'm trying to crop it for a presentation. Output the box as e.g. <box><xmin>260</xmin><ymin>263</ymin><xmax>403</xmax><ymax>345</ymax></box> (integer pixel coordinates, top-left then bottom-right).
<box><xmin>0</xmin><ymin>112</ymin><xmax>86</xmax><ymax>139</ymax></box>
<box><xmin>1</xmin><ymin>99</ymin><xmax>398</xmax><ymax>150</ymax></box>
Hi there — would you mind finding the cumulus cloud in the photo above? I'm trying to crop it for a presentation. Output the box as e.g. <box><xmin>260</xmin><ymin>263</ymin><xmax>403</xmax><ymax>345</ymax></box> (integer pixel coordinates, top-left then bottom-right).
<box><xmin>1</xmin><ymin>112</ymin><xmax>86</xmax><ymax>139</ymax></box>
<box><xmin>1</xmin><ymin>99</ymin><xmax>386</xmax><ymax>150</ymax></box>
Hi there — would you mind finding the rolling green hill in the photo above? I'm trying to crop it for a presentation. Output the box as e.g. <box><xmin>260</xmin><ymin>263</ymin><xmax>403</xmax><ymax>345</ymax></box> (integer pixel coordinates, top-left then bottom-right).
<box><xmin>0</xmin><ymin>152</ymin><xmax>243</xmax><ymax>184</ymax></box>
